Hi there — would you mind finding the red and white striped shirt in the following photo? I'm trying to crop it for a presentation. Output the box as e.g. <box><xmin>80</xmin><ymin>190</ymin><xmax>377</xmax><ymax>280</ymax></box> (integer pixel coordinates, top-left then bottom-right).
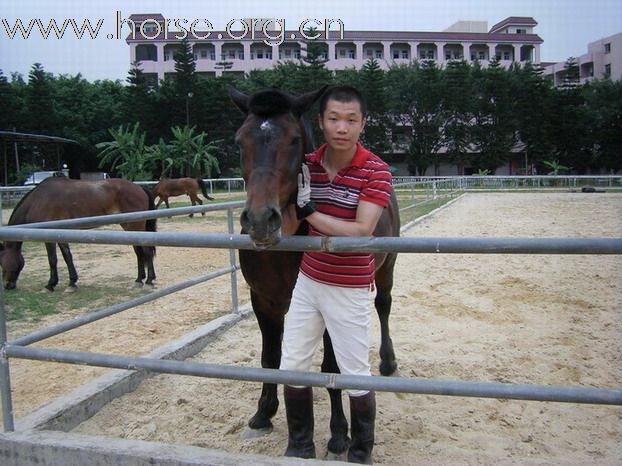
<box><xmin>300</xmin><ymin>142</ymin><xmax>393</xmax><ymax>288</ymax></box>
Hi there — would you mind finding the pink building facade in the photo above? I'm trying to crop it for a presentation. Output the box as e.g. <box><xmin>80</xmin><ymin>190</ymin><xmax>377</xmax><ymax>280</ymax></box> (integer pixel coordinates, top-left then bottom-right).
<box><xmin>125</xmin><ymin>14</ymin><xmax>543</xmax><ymax>82</ymax></box>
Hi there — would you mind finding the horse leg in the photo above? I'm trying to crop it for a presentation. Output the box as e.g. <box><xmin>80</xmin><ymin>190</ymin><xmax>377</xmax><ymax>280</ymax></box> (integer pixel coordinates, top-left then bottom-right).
<box><xmin>44</xmin><ymin>242</ymin><xmax>59</xmax><ymax>292</ymax></box>
<box><xmin>193</xmin><ymin>193</ymin><xmax>205</xmax><ymax>216</ymax></box>
<box><xmin>245</xmin><ymin>291</ymin><xmax>283</xmax><ymax>435</ymax></box>
<box><xmin>321</xmin><ymin>331</ymin><xmax>350</xmax><ymax>459</ymax></box>
<box><xmin>142</xmin><ymin>246</ymin><xmax>156</xmax><ymax>286</ymax></box>
<box><xmin>132</xmin><ymin>246</ymin><xmax>146</xmax><ymax>287</ymax></box>
<box><xmin>375</xmin><ymin>255</ymin><xmax>398</xmax><ymax>376</ymax></box>
<box><xmin>58</xmin><ymin>243</ymin><xmax>78</xmax><ymax>289</ymax></box>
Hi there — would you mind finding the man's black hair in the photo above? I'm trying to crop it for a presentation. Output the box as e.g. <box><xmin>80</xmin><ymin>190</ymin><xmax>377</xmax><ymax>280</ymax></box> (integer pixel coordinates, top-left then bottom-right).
<box><xmin>319</xmin><ymin>85</ymin><xmax>367</xmax><ymax>117</ymax></box>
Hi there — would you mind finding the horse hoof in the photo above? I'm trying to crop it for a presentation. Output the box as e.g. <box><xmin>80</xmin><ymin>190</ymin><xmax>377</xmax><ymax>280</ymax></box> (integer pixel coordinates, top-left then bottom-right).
<box><xmin>240</xmin><ymin>426</ymin><xmax>273</xmax><ymax>439</ymax></box>
<box><xmin>133</xmin><ymin>281</ymin><xmax>144</xmax><ymax>289</ymax></box>
<box><xmin>380</xmin><ymin>361</ymin><xmax>398</xmax><ymax>377</ymax></box>
<box><xmin>326</xmin><ymin>450</ymin><xmax>348</xmax><ymax>462</ymax></box>
<box><xmin>45</xmin><ymin>286</ymin><xmax>55</xmax><ymax>292</ymax></box>
<box><xmin>64</xmin><ymin>286</ymin><xmax>77</xmax><ymax>293</ymax></box>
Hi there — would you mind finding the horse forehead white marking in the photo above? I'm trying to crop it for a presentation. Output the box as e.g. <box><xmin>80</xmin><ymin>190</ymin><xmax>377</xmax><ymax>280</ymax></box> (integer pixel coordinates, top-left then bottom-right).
<box><xmin>260</xmin><ymin>119</ymin><xmax>273</xmax><ymax>132</ymax></box>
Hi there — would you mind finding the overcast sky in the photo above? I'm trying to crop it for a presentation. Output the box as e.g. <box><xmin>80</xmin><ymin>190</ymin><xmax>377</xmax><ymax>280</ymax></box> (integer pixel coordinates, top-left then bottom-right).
<box><xmin>1</xmin><ymin>0</ymin><xmax>620</xmax><ymax>82</ymax></box>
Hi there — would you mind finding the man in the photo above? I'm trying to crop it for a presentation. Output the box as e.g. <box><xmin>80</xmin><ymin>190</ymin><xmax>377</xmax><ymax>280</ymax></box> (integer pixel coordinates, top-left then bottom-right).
<box><xmin>280</xmin><ymin>85</ymin><xmax>393</xmax><ymax>464</ymax></box>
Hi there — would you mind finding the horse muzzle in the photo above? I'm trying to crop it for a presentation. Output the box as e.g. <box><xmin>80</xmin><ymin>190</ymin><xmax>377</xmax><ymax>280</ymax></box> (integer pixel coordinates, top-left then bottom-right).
<box><xmin>240</xmin><ymin>206</ymin><xmax>282</xmax><ymax>249</ymax></box>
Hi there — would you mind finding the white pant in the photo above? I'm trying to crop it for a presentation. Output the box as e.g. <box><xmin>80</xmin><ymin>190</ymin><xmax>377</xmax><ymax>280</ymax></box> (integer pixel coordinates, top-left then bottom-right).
<box><xmin>280</xmin><ymin>273</ymin><xmax>372</xmax><ymax>396</ymax></box>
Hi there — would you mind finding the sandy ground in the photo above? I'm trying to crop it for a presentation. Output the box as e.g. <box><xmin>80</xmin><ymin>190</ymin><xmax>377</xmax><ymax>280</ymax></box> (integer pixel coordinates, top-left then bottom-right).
<box><xmin>4</xmin><ymin>192</ymin><xmax>622</xmax><ymax>465</ymax></box>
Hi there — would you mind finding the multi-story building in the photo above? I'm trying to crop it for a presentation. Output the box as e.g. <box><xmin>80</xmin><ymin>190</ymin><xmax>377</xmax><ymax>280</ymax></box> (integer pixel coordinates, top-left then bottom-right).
<box><xmin>543</xmin><ymin>32</ymin><xmax>622</xmax><ymax>85</ymax></box>
<box><xmin>125</xmin><ymin>14</ymin><xmax>543</xmax><ymax>82</ymax></box>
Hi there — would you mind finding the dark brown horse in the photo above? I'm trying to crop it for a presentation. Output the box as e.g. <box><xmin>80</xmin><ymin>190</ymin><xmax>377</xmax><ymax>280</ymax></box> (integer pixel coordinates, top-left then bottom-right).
<box><xmin>153</xmin><ymin>177</ymin><xmax>214</xmax><ymax>216</ymax></box>
<box><xmin>229</xmin><ymin>86</ymin><xmax>400</xmax><ymax>456</ymax></box>
<box><xmin>0</xmin><ymin>177</ymin><xmax>157</xmax><ymax>291</ymax></box>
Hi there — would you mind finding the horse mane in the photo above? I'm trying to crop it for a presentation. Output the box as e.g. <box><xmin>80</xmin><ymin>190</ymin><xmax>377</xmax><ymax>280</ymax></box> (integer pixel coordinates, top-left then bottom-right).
<box><xmin>248</xmin><ymin>88</ymin><xmax>294</xmax><ymax>117</ymax></box>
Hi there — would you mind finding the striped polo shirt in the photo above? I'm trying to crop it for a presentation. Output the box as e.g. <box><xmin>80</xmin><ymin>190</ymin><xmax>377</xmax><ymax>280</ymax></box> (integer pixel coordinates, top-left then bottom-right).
<box><xmin>299</xmin><ymin>142</ymin><xmax>393</xmax><ymax>288</ymax></box>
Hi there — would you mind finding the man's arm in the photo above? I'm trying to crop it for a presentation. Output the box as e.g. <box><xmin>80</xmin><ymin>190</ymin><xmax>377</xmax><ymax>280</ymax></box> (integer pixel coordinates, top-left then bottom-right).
<box><xmin>306</xmin><ymin>200</ymin><xmax>384</xmax><ymax>237</ymax></box>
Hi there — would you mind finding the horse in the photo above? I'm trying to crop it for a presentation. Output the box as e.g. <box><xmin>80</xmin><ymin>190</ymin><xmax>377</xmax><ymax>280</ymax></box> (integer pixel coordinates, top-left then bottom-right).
<box><xmin>153</xmin><ymin>177</ymin><xmax>214</xmax><ymax>217</ymax></box>
<box><xmin>0</xmin><ymin>177</ymin><xmax>157</xmax><ymax>291</ymax></box>
<box><xmin>229</xmin><ymin>86</ymin><xmax>400</xmax><ymax>457</ymax></box>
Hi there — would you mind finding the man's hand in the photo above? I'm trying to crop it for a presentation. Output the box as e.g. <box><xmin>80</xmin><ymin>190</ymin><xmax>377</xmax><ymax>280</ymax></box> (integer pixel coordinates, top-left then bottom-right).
<box><xmin>296</xmin><ymin>164</ymin><xmax>316</xmax><ymax>219</ymax></box>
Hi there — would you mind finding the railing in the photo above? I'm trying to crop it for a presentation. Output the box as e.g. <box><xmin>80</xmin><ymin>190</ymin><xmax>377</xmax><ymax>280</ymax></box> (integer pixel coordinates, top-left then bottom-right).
<box><xmin>1</xmin><ymin>202</ymin><xmax>621</xmax><ymax>433</ymax></box>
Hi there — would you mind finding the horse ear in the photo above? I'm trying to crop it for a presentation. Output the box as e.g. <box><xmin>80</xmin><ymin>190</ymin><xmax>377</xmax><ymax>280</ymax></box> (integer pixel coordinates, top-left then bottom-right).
<box><xmin>293</xmin><ymin>85</ymin><xmax>329</xmax><ymax>117</ymax></box>
<box><xmin>228</xmin><ymin>86</ymin><xmax>249</xmax><ymax>114</ymax></box>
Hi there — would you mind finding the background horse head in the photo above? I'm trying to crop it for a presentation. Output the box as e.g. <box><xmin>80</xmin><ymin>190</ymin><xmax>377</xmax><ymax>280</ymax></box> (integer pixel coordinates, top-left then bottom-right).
<box><xmin>229</xmin><ymin>86</ymin><xmax>327</xmax><ymax>248</ymax></box>
<box><xmin>0</xmin><ymin>177</ymin><xmax>157</xmax><ymax>291</ymax></box>
<box><xmin>153</xmin><ymin>177</ymin><xmax>214</xmax><ymax>217</ymax></box>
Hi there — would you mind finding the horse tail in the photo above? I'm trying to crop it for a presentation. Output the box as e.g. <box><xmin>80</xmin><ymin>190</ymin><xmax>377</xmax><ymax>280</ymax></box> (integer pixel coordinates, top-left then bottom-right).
<box><xmin>142</xmin><ymin>186</ymin><xmax>158</xmax><ymax>233</ymax></box>
<box><xmin>196</xmin><ymin>177</ymin><xmax>214</xmax><ymax>200</ymax></box>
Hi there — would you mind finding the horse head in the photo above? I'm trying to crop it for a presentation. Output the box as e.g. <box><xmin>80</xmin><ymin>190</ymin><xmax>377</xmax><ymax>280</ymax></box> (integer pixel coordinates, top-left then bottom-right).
<box><xmin>0</xmin><ymin>242</ymin><xmax>24</xmax><ymax>290</ymax></box>
<box><xmin>229</xmin><ymin>86</ymin><xmax>327</xmax><ymax>248</ymax></box>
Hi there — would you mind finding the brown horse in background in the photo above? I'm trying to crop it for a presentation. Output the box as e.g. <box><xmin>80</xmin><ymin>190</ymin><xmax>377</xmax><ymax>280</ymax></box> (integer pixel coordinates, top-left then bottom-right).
<box><xmin>153</xmin><ymin>177</ymin><xmax>214</xmax><ymax>216</ymax></box>
<box><xmin>229</xmin><ymin>86</ymin><xmax>400</xmax><ymax>457</ymax></box>
<box><xmin>0</xmin><ymin>177</ymin><xmax>157</xmax><ymax>291</ymax></box>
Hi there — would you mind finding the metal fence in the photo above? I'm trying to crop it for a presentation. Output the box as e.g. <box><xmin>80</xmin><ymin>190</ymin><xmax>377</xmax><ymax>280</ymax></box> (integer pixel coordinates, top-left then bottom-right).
<box><xmin>1</xmin><ymin>196</ymin><xmax>622</xmax><ymax>435</ymax></box>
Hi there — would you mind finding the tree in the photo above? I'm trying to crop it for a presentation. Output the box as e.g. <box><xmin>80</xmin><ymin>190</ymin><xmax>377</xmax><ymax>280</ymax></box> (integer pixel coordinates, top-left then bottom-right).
<box><xmin>582</xmin><ymin>80</ymin><xmax>622</xmax><ymax>173</ymax></box>
<box><xmin>359</xmin><ymin>58</ymin><xmax>392</xmax><ymax>157</ymax></box>
<box><xmin>0</xmin><ymin>70</ymin><xmax>20</xmax><ymax>130</ymax></box>
<box><xmin>172</xmin><ymin>37</ymin><xmax>197</xmax><ymax>127</ymax></box>
<box><xmin>166</xmin><ymin>126</ymin><xmax>221</xmax><ymax>178</ymax></box>
<box><xmin>510</xmin><ymin>62</ymin><xmax>555</xmax><ymax>172</ymax></box>
<box><xmin>443</xmin><ymin>60</ymin><xmax>473</xmax><ymax>170</ymax></box>
<box><xmin>123</xmin><ymin>62</ymin><xmax>156</xmax><ymax>142</ymax></box>
<box><xmin>469</xmin><ymin>58</ymin><xmax>517</xmax><ymax>173</ymax></box>
<box><xmin>386</xmin><ymin>62</ymin><xmax>445</xmax><ymax>175</ymax></box>
<box><xmin>26</xmin><ymin>63</ymin><xmax>56</xmax><ymax>134</ymax></box>
<box><xmin>96</xmin><ymin>123</ymin><xmax>150</xmax><ymax>180</ymax></box>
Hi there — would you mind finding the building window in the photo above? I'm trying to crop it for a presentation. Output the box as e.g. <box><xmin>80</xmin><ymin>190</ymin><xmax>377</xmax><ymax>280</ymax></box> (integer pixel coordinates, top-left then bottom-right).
<box><xmin>257</xmin><ymin>51</ymin><xmax>263</xmax><ymax>59</ymax></box>
<box><xmin>604</xmin><ymin>64</ymin><xmax>611</xmax><ymax>78</ymax></box>
<box><xmin>393</xmin><ymin>51</ymin><xmax>399</xmax><ymax>59</ymax></box>
<box><xmin>193</xmin><ymin>53</ymin><xmax>198</xmax><ymax>60</ymax></box>
<box><xmin>201</xmin><ymin>50</ymin><xmax>207</xmax><ymax>59</ymax></box>
<box><xmin>266</xmin><ymin>50</ymin><xmax>272</xmax><ymax>59</ymax></box>
<box><xmin>164</xmin><ymin>52</ymin><xmax>170</xmax><ymax>61</ymax></box>
<box><xmin>348</xmin><ymin>49</ymin><xmax>355</xmax><ymax>59</ymax></box>
<box><xmin>285</xmin><ymin>49</ymin><xmax>292</xmax><ymax>58</ymax></box>
<box><xmin>479</xmin><ymin>51</ymin><xmax>486</xmax><ymax>60</ymax></box>
<box><xmin>375</xmin><ymin>50</ymin><xmax>382</xmax><ymax>59</ymax></box>
<box><xmin>604</xmin><ymin>43</ymin><xmax>611</xmax><ymax>53</ymax></box>
<box><xmin>210</xmin><ymin>51</ymin><xmax>215</xmax><ymax>60</ymax></box>
<box><xmin>503</xmin><ymin>51</ymin><xmax>511</xmax><ymax>60</ymax></box>
<box><xmin>294</xmin><ymin>50</ymin><xmax>300</xmax><ymax>59</ymax></box>
<box><xmin>516</xmin><ymin>28</ymin><xmax>526</xmax><ymax>34</ymax></box>
<box><xmin>401</xmin><ymin>50</ymin><xmax>408</xmax><ymax>59</ymax></box>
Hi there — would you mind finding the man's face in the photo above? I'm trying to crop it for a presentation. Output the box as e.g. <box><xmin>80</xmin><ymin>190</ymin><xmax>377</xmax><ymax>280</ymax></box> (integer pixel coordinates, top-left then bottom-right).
<box><xmin>319</xmin><ymin>98</ymin><xmax>366</xmax><ymax>153</ymax></box>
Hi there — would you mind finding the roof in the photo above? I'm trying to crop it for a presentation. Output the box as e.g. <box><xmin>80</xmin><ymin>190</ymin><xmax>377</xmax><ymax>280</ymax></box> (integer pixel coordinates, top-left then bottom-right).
<box><xmin>0</xmin><ymin>131</ymin><xmax>79</xmax><ymax>145</ymax></box>
<box><xmin>489</xmin><ymin>17</ymin><xmax>538</xmax><ymax>34</ymax></box>
<box><xmin>126</xmin><ymin>29</ymin><xmax>543</xmax><ymax>45</ymax></box>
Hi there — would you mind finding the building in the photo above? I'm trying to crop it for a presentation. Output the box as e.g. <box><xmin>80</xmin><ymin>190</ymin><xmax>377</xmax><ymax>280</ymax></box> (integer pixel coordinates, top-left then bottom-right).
<box><xmin>544</xmin><ymin>32</ymin><xmax>622</xmax><ymax>85</ymax></box>
<box><xmin>125</xmin><ymin>14</ymin><xmax>543</xmax><ymax>82</ymax></box>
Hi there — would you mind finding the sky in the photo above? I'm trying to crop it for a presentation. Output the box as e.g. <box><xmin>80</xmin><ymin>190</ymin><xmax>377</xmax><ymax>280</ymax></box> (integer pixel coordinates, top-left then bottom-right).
<box><xmin>1</xmin><ymin>0</ymin><xmax>621</xmax><ymax>82</ymax></box>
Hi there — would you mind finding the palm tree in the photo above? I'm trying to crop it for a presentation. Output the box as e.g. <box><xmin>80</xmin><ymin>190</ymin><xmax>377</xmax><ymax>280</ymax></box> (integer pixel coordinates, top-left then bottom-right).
<box><xmin>96</xmin><ymin>123</ymin><xmax>150</xmax><ymax>180</ymax></box>
<box><xmin>168</xmin><ymin>126</ymin><xmax>221</xmax><ymax>178</ymax></box>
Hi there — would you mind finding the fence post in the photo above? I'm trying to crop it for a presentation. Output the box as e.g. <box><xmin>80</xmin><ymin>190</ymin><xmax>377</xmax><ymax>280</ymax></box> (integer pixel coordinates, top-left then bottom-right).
<box><xmin>0</xmin><ymin>273</ymin><xmax>15</xmax><ymax>432</ymax></box>
<box><xmin>227</xmin><ymin>207</ymin><xmax>239</xmax><ymax>314</ymax></box>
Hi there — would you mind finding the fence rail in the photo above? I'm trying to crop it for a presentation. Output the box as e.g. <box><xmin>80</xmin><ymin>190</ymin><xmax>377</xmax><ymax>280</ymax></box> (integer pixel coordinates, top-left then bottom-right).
<box><xmin>1</xmin><ymin>197</ymin><xmax>621</xmax><ymax>436</ymax></box>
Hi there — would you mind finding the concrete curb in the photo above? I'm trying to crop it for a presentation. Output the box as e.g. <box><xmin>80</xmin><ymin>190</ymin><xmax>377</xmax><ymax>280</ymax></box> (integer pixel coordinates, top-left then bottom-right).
<box><xmin>16</xmin><ymin>305</ymin><xmax>253</xmax><ymax>433</ymax></box>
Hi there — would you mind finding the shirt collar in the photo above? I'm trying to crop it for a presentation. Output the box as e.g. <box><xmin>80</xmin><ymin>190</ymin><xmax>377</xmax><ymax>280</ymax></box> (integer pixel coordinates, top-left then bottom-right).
<box><xmin>308</xmin><ymin>141</ymin><xmax>368</xmax><ymax>168</ymax></box>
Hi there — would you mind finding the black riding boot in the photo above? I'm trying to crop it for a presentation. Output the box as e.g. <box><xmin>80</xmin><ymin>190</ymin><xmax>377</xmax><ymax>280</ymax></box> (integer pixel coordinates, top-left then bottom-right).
<box><xmin>348</xmin><ymin>391</ymin><xmax>376</xmax><ymax>464</ymax></box>
<box><xmin>284</xmin><ymin>385</ymin><xmax>316</xmax><ymax>459</ymax></box>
